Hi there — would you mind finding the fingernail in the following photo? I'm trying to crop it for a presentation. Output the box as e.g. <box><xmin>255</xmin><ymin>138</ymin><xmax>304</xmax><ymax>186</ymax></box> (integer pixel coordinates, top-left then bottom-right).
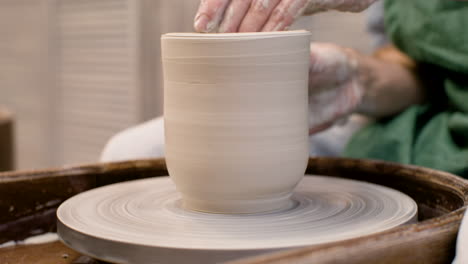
<box><xmin>194</xmin><ymin>14</ymin><xmax>210</xmax><ymax>32</ymax></box>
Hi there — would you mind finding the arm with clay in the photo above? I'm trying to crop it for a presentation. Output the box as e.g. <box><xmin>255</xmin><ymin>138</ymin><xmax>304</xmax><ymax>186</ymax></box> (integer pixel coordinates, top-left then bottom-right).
<box><xmin>194</xmin><ymin>0</ymin><xmax>376</xmax><ymax>33</ymax></box>
<box><xmin>308</xmin><ymin>43</ymin><xmax>425</xmax><ymax>133</ymax></box>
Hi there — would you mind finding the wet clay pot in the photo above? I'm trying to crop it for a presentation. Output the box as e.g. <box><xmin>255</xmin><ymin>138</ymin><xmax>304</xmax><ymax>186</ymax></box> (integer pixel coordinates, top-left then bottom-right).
<box><xmin>162</xmin><ymin>31</ymin><xmax>311</xmax><ymax>213</ymax></box>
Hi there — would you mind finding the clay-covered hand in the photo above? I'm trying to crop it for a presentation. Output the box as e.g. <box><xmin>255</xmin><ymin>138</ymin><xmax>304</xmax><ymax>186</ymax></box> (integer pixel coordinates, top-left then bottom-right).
<box><xmin>307</xmin><ymin>43</ymin><xmax>365</xmax><ymax>134</ymax></box>
<box><xmin>194</xmin><ymin>0</ymin><xmax>376</xmax><ymax>33</ymax></box>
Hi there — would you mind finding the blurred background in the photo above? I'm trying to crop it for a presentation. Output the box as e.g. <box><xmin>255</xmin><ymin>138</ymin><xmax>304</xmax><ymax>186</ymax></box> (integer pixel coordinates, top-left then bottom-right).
<box><xmin>0</xmin><ymin>0</ymin><xmax>372</xmax><ymax>170</ymax></box>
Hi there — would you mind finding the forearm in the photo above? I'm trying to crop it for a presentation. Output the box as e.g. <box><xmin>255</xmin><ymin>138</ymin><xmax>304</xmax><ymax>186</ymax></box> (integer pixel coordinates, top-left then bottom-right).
<box><xmin>303</xmin><ymin>0</ymin><xmax>376</xmax><ymax>15</ymax></box>
<box><xmin>355</xmin><ymin>45</ymin><xmax>425</xmax><ymax>118</ymax></box>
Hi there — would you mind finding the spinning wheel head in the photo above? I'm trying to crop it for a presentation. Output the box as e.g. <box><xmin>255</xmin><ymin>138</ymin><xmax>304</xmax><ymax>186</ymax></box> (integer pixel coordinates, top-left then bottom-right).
<box><xmin>57</xmin><ymin>176</ymin><xmax>417</xmax><ymax>263</ymax></box>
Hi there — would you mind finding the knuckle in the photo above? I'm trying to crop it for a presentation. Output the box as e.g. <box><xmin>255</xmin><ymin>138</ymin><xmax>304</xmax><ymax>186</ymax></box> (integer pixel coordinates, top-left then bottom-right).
<box><xmin>270</xmin><ymin>7</ymin><xmax>290</xmax><ymax>23</ymax></box>
<box><xmin>251</xmin><ymin>0</ymin><xmax>270</xmax><ymax>13</ymax></box>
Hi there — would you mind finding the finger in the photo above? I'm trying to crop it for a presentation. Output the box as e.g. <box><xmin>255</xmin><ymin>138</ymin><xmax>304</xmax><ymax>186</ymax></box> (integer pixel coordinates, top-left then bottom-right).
<box><xmin>194</xmin><ymin>0</ymin><xmax>231</xmax><ymax>33</ymax></box>
<box><xmin>237</xmin><ymin>0</ymin><xmax>281</xmax><ymax>32</ymax></box>
<box><xmin>218</xmin><ymin>0</ymin><xmax>253</xmax><ymax>33</ymax></box>
<box><xmin>262</xmin><ymin>0</ymin><xmax>309</xmax><ymax>31</ymax></box>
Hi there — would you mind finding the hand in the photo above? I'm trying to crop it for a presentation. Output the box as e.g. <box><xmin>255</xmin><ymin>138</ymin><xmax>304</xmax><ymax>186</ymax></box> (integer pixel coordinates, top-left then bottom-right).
<box><xmin>194</xmin><ymin>0</ymin><xmax>376</xmax><ymax>33</ymax></box>
<box><xmin>307</xmin><ymin>43</ymin><xmax>365</xmax><ymax>134</ymax></box>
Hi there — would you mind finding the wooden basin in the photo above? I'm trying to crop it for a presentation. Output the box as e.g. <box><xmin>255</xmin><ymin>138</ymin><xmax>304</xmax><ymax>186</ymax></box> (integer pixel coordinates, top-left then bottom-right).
<box><xmin>0</xmin><ymin>158</ymin><xmax>467</xmax><ymax>264</ymax></box>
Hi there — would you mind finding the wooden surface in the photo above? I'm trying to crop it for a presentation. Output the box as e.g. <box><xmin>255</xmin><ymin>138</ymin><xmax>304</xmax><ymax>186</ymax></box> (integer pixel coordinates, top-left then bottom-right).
<box><xmin>0</xmin><ymin>107</ymin><xmax>14</xmax><ymax>172</ymax></box>
<box><xmin>231</xmin><ymin>158</ymin><xmax>468</xmax><ymax>264</ymax></box>
<box><xmin>0</xmin><ymin>241</ymin><xmax>80</xmax><ymax>264</ymax></box>
<box><xmin>0</xmin><ymin>158</ymin><xmax>467</xmax><ymax>264</ymax></box>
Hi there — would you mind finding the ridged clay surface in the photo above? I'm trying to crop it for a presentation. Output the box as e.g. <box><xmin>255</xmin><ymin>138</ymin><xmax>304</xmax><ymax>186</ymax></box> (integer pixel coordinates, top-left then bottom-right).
<box><xmin>162</xmin><ymin>31</ymin><xmax>311</xmax><ymax>213</ymax></box>
<box><xmin>57</xmin><ymin>176</ymin><xmax>417</xmax><ymax>263</ymax></box>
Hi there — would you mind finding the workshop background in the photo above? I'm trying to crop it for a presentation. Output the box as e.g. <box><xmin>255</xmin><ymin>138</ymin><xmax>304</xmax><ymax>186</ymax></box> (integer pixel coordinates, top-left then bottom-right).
<box><xmin>0</xmin><ymin>0</ymin><xmax>372</xmax><ymax>170</ymax></box>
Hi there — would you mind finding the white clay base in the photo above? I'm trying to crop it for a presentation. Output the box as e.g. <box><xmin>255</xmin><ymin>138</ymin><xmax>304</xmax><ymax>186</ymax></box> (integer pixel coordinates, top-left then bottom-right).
<box><xmin>57</xmin><ymin>176</ymin><xmax>417</xmax><ymax>264</ymax></box>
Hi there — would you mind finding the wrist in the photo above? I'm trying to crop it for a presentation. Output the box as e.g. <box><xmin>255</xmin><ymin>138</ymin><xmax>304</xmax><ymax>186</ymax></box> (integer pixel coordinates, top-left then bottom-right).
<box><xmin>354</xmin><ymin>45</ymin><xmax>424</xmax><ymax>118</ymax></box>
<box><xmin>352</xmin><ymin>51</ymin><xmax>380</xmax><ymax>116</ymax></box>
<box><xmin>338</xmin><ymin>46</ymin><xmax>368</xmax><ymax>116</ymax></box>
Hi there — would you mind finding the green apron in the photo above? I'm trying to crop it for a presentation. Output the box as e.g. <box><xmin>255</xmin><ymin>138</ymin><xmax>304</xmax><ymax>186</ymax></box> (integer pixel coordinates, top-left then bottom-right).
<box><xmin>344</xmin><ymin>0</ymin><xmax>468</xmax><ymax>177</ymax></box>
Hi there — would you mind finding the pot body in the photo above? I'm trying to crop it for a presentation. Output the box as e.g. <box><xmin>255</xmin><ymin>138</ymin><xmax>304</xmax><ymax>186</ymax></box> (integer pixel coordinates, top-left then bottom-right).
<box><xmin>162</xmin><ymin>31</ymin><xmax>311</xmax><ymax>213</ymax></box>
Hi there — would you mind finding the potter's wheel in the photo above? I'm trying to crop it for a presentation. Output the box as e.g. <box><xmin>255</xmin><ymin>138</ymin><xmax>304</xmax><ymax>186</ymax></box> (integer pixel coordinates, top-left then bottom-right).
<box><xmin>57</xmin><ymin>176</ymin><xmax>417</xmax><ymax>263</ymax></box>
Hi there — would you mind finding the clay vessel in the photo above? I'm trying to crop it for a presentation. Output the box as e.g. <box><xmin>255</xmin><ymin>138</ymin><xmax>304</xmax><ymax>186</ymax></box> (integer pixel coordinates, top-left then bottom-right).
<box><xmin>161</xmin><ymin>31</ymin><xmax>311</xmax><ymax>213</ymax></box>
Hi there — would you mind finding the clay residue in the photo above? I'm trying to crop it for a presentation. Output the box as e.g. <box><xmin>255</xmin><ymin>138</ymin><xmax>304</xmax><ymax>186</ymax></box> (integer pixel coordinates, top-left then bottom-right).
<box><xmin>0</xmin><ymin>233</ymin><xmax>59</xmax><ymax>248</ymax></box>
<box><xmin>259</xmin><ymin>0</ymin><xmax>271</xmax><ymax>10</ymax></box>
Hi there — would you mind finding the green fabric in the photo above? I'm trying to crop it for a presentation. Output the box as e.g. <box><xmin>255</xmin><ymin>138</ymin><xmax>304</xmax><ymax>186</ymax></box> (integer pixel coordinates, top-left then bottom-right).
<box><xmin>344</xmin><ymin>0</ymin><xmax>468</xmax><ymax>177</ymax></box>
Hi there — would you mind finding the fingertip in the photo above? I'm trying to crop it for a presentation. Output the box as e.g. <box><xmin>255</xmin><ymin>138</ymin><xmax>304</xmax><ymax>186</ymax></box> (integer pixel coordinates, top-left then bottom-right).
<box><xmin>262</xmin><ymin>0</ymin><xmax>308</xmax><ymax>32</ymax></box>
<box><xmin>238</xmin><ymin>22</ymin><xmax>258</xmax><ymax>33</ymax></box>
<box><xmin>261</xmin><ymin>21</ymin><xmax>286</xmax><ymax>32</ymax></box>
<box><xmin>194</xmin><ymin>14</ymin><xmax>210</xmax><ymax>32</ymax></box>
<box><xmin>238</xmin><ymin>0</ymin><xmax>281</xmax><ymax>32</ymax></box>
<box><xmin>238</xmin><ymin>11</ymin><xmax>268</xmax><ymax>32</ymax></box>
<box><xmin>261</xmin><ymin>8</ymin><xmax>293</xmax><ymax>32</ymax></box>
<box><xmin>220</xmin><ymin>0</ymin><xmax>254</xmax><ymax>33</ymax></box>
<box><xmin>218</xmin><ymin>6</ymin><xmax>238</xmax><ymax>33</ymax></box>
<box><xmin>219</xmin><ymin>23</ymin><xmax>235</xmax><ymax>33</ymax></box>
<box><xmin>218</xmin><ymin>25</ymin><xmax>230</xmax><ymax>33</ymax></box>
<box><xmin>193</xmin><ymin>0</ymin><xmax>232</xmax><ymax>33</ymax></box>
